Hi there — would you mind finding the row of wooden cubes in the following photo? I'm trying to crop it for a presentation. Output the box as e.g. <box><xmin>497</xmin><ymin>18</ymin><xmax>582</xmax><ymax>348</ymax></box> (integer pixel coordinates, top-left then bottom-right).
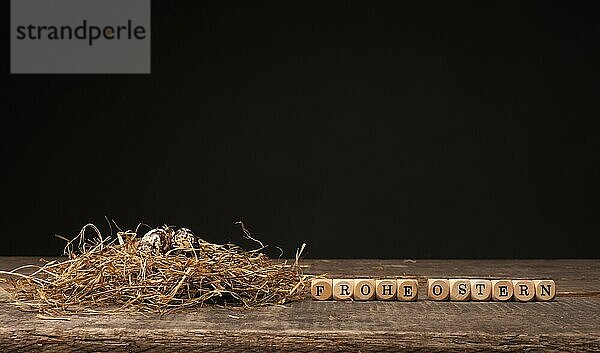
<box><xmin>311</xmin><ymin>278</ymin><xmax>556</xmax><ymax>301</ymax></box>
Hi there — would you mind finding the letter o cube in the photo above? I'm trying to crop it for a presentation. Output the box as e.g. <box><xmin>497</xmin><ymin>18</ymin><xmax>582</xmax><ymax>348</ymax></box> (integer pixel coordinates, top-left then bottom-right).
<box><xmin>427</xmin><ymin>279</ymin><xmax>449</xmax><ymax>301</ymax></box>
<box><xmin>354</xmin><ymin>279</ymin><xmax>376</xmax><ymax>300</ymax></box>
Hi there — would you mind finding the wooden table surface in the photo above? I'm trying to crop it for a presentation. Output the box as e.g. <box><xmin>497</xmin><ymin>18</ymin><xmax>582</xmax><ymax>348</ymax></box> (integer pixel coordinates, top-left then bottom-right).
<box><xmin>1</xmin><ymin>257</ymin><xmax>599</xmax><ymax>352</ymax></box>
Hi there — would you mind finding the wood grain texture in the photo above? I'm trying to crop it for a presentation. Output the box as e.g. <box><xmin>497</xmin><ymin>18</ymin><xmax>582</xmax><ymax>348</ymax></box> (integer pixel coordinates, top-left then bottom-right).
<box><xmin>1</xmin><ymin>258</ymin><xmax>599</xmax><ymax>352</ymax></box>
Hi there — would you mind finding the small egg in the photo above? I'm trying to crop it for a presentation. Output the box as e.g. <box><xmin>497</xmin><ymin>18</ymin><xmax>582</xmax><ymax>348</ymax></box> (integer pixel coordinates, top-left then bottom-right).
<box><xmin>138</xmin><ymin>227</ymin><xmax>172</xmax><ymax>254</ymax></box>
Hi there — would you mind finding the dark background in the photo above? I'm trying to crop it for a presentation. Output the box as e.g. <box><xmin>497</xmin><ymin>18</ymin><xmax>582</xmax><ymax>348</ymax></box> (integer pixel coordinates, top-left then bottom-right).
<box><xmin>2</xmin><ymin>1</ymin><xmax>599</xmax><ymax>258</ymax></box>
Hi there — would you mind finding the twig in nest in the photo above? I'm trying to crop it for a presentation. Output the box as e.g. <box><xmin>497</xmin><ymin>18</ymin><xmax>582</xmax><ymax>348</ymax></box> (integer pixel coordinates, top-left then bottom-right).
<box><xmin>235</xmin><ymin>221</ymin><xmax>265</xmax><ymax>250</ymax></box>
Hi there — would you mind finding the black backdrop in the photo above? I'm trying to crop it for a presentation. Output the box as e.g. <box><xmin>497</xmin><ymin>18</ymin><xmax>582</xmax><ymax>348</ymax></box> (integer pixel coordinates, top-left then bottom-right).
<box><xmin>2</xmin><ymin>1</ymin><xmax>599</xmax><ymax>258</ymax></box>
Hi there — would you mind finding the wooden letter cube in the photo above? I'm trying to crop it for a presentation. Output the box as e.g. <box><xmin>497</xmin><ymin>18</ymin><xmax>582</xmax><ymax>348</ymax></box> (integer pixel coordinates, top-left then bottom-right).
<box><xmin>354</xmin><ymin>279</ymin><xmax>376</xmax><ymax>300</ymax></box>
<box><xmin>427</xmin><ymin>279</ymin><xmax>449</xmax><ymax>301</ymax></box>
<box><xmin>533</xmin><ymin>280</ymin><xmax>556</xmax><ymax>301</ymax></box>
<box><xmin>491</xmin><ymin>279</ymin><xmax>514</xmax><ymax>301</ymax></box>
<box><xmin>332</xmin><ymin>279</ymin><xmax>354</xmax><ymax>301</ymax></box>
<box><xmin>311</xmin><ymin>278</ymin><xmax>333</xmax><ymax>301</ymax></box>
<box><xmin>375</xmin><ymin>279</ymin><xmax>397</xmax><ymax>300</ymax></box>
<box><xmin>512</xmin><ymin>279</ymin><xmax>535</xmax><ymax>302</ymax></box>
<box><xmin>396</xmin><ymin>278</ymin><xmax>418</xmax><ymax>301</ymax></box>
<box><xmin>449</xmin><ymin>279</ymin><xmax>470</xmax><ymax>301</ymax></box>
<box><xmin>470</xmin><ymin>279</ymin><xmax>492</xmax><ymax>301</ymax></box>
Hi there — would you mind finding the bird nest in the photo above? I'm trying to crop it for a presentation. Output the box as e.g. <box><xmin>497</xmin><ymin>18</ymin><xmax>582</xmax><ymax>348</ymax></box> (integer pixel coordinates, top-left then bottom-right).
<box><xmin>0</xmin><ymin>223</ymin><xmax>307</xmax><ymax>316</ymax></box>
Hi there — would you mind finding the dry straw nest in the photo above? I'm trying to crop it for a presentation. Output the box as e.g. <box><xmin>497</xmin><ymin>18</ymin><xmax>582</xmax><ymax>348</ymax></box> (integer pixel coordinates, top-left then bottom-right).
<box><xmin>0</xmin><ymin>223</ymin><xmax>308</xmax><ymax>316</ymax></box>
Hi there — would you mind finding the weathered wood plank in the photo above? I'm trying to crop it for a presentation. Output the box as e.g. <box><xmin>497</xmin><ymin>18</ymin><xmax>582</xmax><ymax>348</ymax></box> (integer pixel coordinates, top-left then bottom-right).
<box><xmin>1</xmin><ymin>258</ymin><xmax>599</xmax><ymax>352</ymax></box>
